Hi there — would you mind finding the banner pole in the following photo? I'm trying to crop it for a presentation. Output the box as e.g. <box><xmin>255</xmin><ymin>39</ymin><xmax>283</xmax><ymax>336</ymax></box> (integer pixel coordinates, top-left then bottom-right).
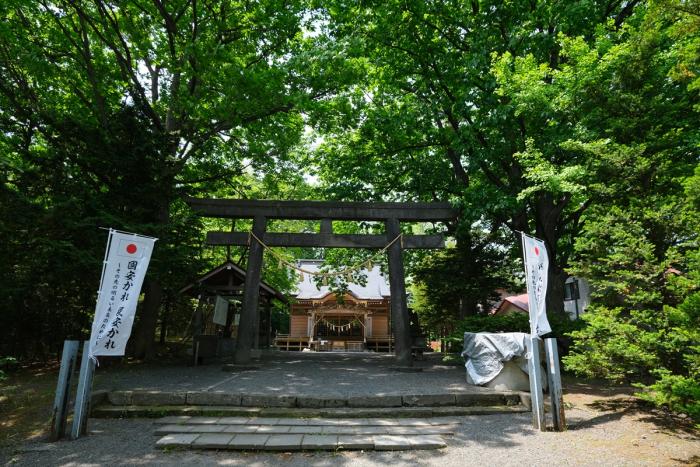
<box><xmin>70</xmin><ymin>229</ymin><xmax>113</xmax><ymax>440</ymax></box>
<box><xmin>70</xmin><ymin>341</ymin><xmax>95</xmax><ymax>439</ymax></box>
<box><xmin>50</xmin><ymin>340</ymin><xmax>79</xmax><ymax>441</ymax></box>
<box><xmin>545</xmin><ymin>337</ymin><xmax>567</xmax><ymax>431</ymax></box>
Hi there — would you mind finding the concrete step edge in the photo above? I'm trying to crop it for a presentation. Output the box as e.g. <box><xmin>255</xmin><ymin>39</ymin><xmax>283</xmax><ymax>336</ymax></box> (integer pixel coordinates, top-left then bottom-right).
<box><xmin>103</xmin><ymin>390</ymin><xmax>525</xmax><ymax>408</ymax></box>
<box><xmin>154</xmin><ymin>426</ymin><xmax>456</xmax><ymax>435</ymax></box>
<box><xmin>155</xmin><ymin>433</ymin><xmax>448</xmax><ymax>451</ymax></box>
<box><xmin>93</xmin><ymin>404</ymin><xmax>529</xmax><ymax>419</ymax></box>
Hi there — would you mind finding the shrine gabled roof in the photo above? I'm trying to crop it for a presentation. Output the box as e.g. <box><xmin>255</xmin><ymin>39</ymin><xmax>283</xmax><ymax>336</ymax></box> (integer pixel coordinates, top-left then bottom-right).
<box><xmin>293</xmin><ymin>259</ymin><xmax>390</xmax><ymax>300</ymax></box>
<box><xmin>179</xmin><ymin>260</ymin><xmax>287</xmax><ymax>302</ymax></box>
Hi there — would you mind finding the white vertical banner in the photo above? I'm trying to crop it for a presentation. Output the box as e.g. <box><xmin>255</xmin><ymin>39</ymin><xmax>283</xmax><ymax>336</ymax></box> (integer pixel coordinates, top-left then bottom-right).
<box><xmin>89</xmin><ymin>229</ymin><xmax>157</xmax><ymax>359</ymax></box>
<box><xmin>521</xmin><ymin>233</ymin><xmax>552</xmax><ymax>336</ymax></box>
<box><xmin>213</xmin><ymin>295</ymin><xmax>229</xmax><ymax>326</ymax></box>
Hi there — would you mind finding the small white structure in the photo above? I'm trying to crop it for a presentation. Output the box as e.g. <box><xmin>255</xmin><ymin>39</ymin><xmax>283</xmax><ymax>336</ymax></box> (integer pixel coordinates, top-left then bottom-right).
<box><xmin>563</xmin><ymin>277</ymin><xmax>591</xmax><ymax>320</ymax></box>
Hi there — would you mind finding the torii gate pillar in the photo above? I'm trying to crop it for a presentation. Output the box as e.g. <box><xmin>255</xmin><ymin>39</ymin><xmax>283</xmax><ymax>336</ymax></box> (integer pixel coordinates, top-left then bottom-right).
<box><xmin>235</xmin><ymin>215</ymin><xmax>266</xmax><ymax>364</ymax></box>
<box><xmin>386</xmin><ymin>218</ymin><xmax>411</xmax><ymax>366</ymax></box>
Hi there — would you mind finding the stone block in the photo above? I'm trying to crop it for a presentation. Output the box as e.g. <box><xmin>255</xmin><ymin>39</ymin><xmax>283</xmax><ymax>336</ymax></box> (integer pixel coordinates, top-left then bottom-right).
<box><xmin>241</xmin><ymin>395</ymin><xmax>296</xmax><ymax>408</ymax></box>
<box><xmin>107</xmin><ymin>391</ymin><xmax>133</xmax><ymax>405</ymax></box>
<box><xmin>154</xmin><ymin>424</ymin><xmax>194</xmax><ymax>435</ymax></box>
<box><xmin>263</xmin><ymin>434</ymin><xmax>304</xmax><ymax>450</ymax></box>
<box><xmin>346</xmin><ymin>396</ymin><xmax>402</xmax><ymax>408</ymax></box>
<box><xmin>155</xmin><ymin>433</ymin><xmax>199</xmax><ymax>447</ymax></box>
<box><xmin>244</xmin><ymin>417</ymin><xmax>279</xmax><ymax>425</ymax></box>
<box><xmin>402</xmin><ymin>394</ymin><xmax>456</xmax><ymax>407</ymax></box>
<box><xmin>131</xmin><ymin>391</ymin><xmax>186</xmax><ymax>406</ymax></box>
<box><xmin>346</xmin><ymin>426</ymin><xmax>387</xmax><ymax>435</ymax></box>
<box><xmin>406</xmin><ymin>435</ymin><xmax>446</xmax><ymax>449</ymax></box>
<box><xmin>255</xmin><ymin>425</ymin><xmax>290</xmax><ymax>434</ymax></box>
<box><xmin>186</xmin><ymin>391</ymin><xmax>242</xmax><ymax>406</ymax></box>
<box><xmin>187</xmin><ymin>417</ymin><xmax>221</xmax><ymax>425</ymax></box>
<box><xmin>454</xmin><ymin>393</ymin><xmax>505</xmax><ymax>407</ymax></box>
<box><xmin>280</xmin><ymin>419</ymin><xmax>310</xmax><ymax>426</ymax></box>
<box><xmin>372</xmin><ymin>435</ymin><xmax>412</xmax><ymax>450</ymax></box>
<box><xmin>289</xmin><ymin>426</ymin><xmax>324</xmax><ymax>434</ymax></box>
<box><xmin>192</xmin><ymin>433</ymin><xmax>235</xmax><ymax>448</ymax></box>
<box><xmin>154</xmin><ymin>415</ymin><xmax>192</xmax><ymax>425</ymax></box>
<box><xmin>321</xmin><ymin>426</ymin><xmax>360</xmax><ymax>435</ymax></box>
<box><xmin>228</xmin><ymin>434</ymin><xmax>269</xmax><ymax>449</ymax></box>
<box><xmin>216</xmin><ymin>417</ymin><xmax>250</xmax><ymax>425</ymax></box>
<box><xmin>223</xmin><ymin>425</ymin><xmax>260</xmax><ymax>434</ymax></box>
<box><xmin>391</xmin><ymin>419</ymin><xmax>432</xmax><ymax>426</ymax></box>
<box><xmin>337</xmin><ymin>435</ymin><xmax>374</xmax><ymax>450</ymax></box>
<box><xmin>260</xmin><ymin>408</ymin><xmax>321</xmax><ymax>417</ymax></box>
<box><xmin>188</xmin><ymin>425</ymin><xmax>226</xmax><ymax>433</ymax></box>
<box><xmin>301</xmin><ymin>435</ymin><xmax>338</xmax><ymax>450</ymax></box>
<box><xmin>296</xmin><ymin>397</ymin><xmax>347</xmax><ymax>408</ymax></box>
<box><xmin>90</xmin><ymin>390</ymin><xmax>109</xmax><ymax>407</ymax></box>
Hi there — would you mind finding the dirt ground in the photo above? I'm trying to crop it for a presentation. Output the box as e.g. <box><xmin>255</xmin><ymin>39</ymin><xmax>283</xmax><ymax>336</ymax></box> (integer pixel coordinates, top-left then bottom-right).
<box><xmin>1</xmin><ymin>364</ymin><xmax>698</xmax><ymax>466</ymax></box>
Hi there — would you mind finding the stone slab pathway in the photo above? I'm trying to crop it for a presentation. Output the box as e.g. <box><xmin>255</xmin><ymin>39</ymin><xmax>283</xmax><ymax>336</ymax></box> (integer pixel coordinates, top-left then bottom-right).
<box><xmin>154</xmin><ymin>416</ymin><xmax>452</xmax><ymax>451</ymax></box>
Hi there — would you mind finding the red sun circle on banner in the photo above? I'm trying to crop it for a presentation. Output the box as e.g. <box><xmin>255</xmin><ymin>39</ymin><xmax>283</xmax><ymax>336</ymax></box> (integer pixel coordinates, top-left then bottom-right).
<box><xmin>126</xmin><ymin>243</ymin><xmax>137</xmax><ymax>254</ymax></box>
<box><xmin>534</xmin><ymin>246</ymin><xmax>540</xmax><ymax>256</ymax></box>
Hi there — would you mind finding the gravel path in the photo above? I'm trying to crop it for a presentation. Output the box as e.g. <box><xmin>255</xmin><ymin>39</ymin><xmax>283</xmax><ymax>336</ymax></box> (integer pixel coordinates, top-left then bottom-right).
<box><xmin>3</xmin><ymin>355</ymin><xmax>698</xmax><ymax>465</ymax></box>
<box><xmin>4</xmin><ymin>397</ymin><xmax>698</xmax><ymax>466</ymax></box>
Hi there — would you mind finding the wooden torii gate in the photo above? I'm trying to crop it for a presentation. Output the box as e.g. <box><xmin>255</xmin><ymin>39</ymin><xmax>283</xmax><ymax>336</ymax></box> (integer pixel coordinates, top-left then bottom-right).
<box><xmin>188</xmin><ymin>198</ymin><xmax>458</xmax><ymax>366</ymax></box>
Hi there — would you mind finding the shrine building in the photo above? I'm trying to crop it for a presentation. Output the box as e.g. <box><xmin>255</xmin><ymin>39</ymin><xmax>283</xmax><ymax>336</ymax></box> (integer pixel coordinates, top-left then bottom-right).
<box><xmin>275</xmin><ymin>260</ymin><xmax>394</xmax><ymax>352</ymax></box>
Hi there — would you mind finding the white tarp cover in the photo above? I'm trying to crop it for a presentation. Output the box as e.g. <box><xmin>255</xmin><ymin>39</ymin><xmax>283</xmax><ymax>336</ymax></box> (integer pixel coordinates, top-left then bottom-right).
<box><xmin>461</xmin><ymin>332</ymin><xmax>529</xmax><ymax>385</ymax></box>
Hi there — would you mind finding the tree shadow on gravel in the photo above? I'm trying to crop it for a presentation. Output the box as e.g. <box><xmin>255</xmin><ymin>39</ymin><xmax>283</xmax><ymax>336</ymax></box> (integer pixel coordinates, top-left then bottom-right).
<box><xmin>568</xmin><ymin>397</ymin><xmax>699</xmax><ymax>438</ymax></box>
<box><xmin>448</xmin><ymin>414</ymin><xmax>535</xmax><ymax>448</ymax></box>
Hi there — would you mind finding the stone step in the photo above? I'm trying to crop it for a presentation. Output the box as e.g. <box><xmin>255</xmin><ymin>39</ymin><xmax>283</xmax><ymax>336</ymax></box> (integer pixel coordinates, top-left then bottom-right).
<box><xmin>155</xmin><ymin>432</ymin><xmax>447</xmax><ymax>451</ymax></box>
<box><xmin>154</xmin><ymin>415</ymin><xmax>460</xmax><ymax>426</ymax></box>
<box><xmin>93</xmin><ymin>404</ymin><xmax>529</xmax><ymax>419</ymax></box>
<box><xmin>155</xmin><ymin>424</ymin><xmax>456</xmax><ymax>436</ymax></box>
<box><xmin>154</xmin><ymin>423</ymin><xmax>457</xmax><ymax>436</ymax></box>
<box><xmin>104</xmin><ymin>390</ymin><xmax>523</xmax><ymax>408</ymax></box>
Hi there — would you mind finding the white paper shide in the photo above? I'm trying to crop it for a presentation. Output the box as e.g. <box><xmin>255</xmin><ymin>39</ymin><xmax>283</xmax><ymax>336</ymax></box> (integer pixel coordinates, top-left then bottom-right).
<box><xmin>522</xmin><ymin>233</ymin><xmax>552</xmax><ymax>336</ymax></box>
<box><xmin>90</xmin><ymin>231</ymin><xmax>156</xmax><ymax>358</ymax></box>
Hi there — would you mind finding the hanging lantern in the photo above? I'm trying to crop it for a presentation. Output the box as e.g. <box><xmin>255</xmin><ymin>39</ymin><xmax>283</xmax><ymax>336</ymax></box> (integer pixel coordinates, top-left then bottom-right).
<box><xmin>366</xmin><ymin>260</ymin><xmax>372</xmax><ymax>271</ymax></box>
<box><xmin>299</xmin><ymin>271</ymin><xmax>304</xmax><ymax>282</ymax></box>
<box><xmin>322</xmin><ymin>276</ymin><xmax>328</xmax><ymax>287</ymax></box>
<box><xmin>278</xmin><ymin>258</ymin><xmax>284</xmax><ymax>269</ymax></box>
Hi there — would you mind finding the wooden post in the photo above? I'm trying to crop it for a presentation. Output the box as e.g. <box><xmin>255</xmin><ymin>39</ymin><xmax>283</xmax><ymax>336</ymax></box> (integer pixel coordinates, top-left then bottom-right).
<box><xmin>234</xmin><ymin>215</ymin><xmax>266</xmax><ymax>364</ymax></box>
<box><xmin>527</xmin><ymin>335</ymin><xmax>547</xmax><ymax>431</ymax></box>
<box><xmin>545</xmin><ymin>337</ymin><xmax>566</xmax><ymax>431</ymax></box>
<box><xmin>50</xmin><ymin>340</ymin><xmax>79</xmax><ymax>441</ymax></box>
<box><xmin>71</xmin><ymin>341</ymin><xmax>95</xmax><ymax>440</ymax></box>
<box><xmin>385</xmin><ymin>218</ymin><xmax>411</xmax><ymax>366</ymax></box>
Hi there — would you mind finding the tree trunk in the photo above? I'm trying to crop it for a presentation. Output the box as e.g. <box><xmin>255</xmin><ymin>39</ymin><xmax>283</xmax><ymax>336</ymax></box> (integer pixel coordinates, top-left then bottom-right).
<box><xmin>546</xmin><ymin>264</ymin><xmax>567</xmax><ymax>318</ymax></box>
<box><xmin>129</xmin><ymin>195</ymin><xmax>170</xmax><ymax>359</ymax></box>
<box><xmin>131</xmin><ymin>278</ymin><xmax>163</xmax><ymax>359</ymax></box>
<box><xmin>535</xmin><ymin>194</ymin><xmax>569</xmax><ymax>319</ymax></box>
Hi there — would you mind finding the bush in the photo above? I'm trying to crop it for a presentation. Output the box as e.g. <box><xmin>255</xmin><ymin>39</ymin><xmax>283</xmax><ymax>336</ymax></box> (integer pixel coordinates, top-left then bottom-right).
<box><xmin>447</xmin><ymin>311</ymin><xmax>586</xmax><ymax>352</ymax></box>
<box><xmin>636</xmin><ymin>370</ymin><xmax>700</xmax><ymax>426</ymax></box>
